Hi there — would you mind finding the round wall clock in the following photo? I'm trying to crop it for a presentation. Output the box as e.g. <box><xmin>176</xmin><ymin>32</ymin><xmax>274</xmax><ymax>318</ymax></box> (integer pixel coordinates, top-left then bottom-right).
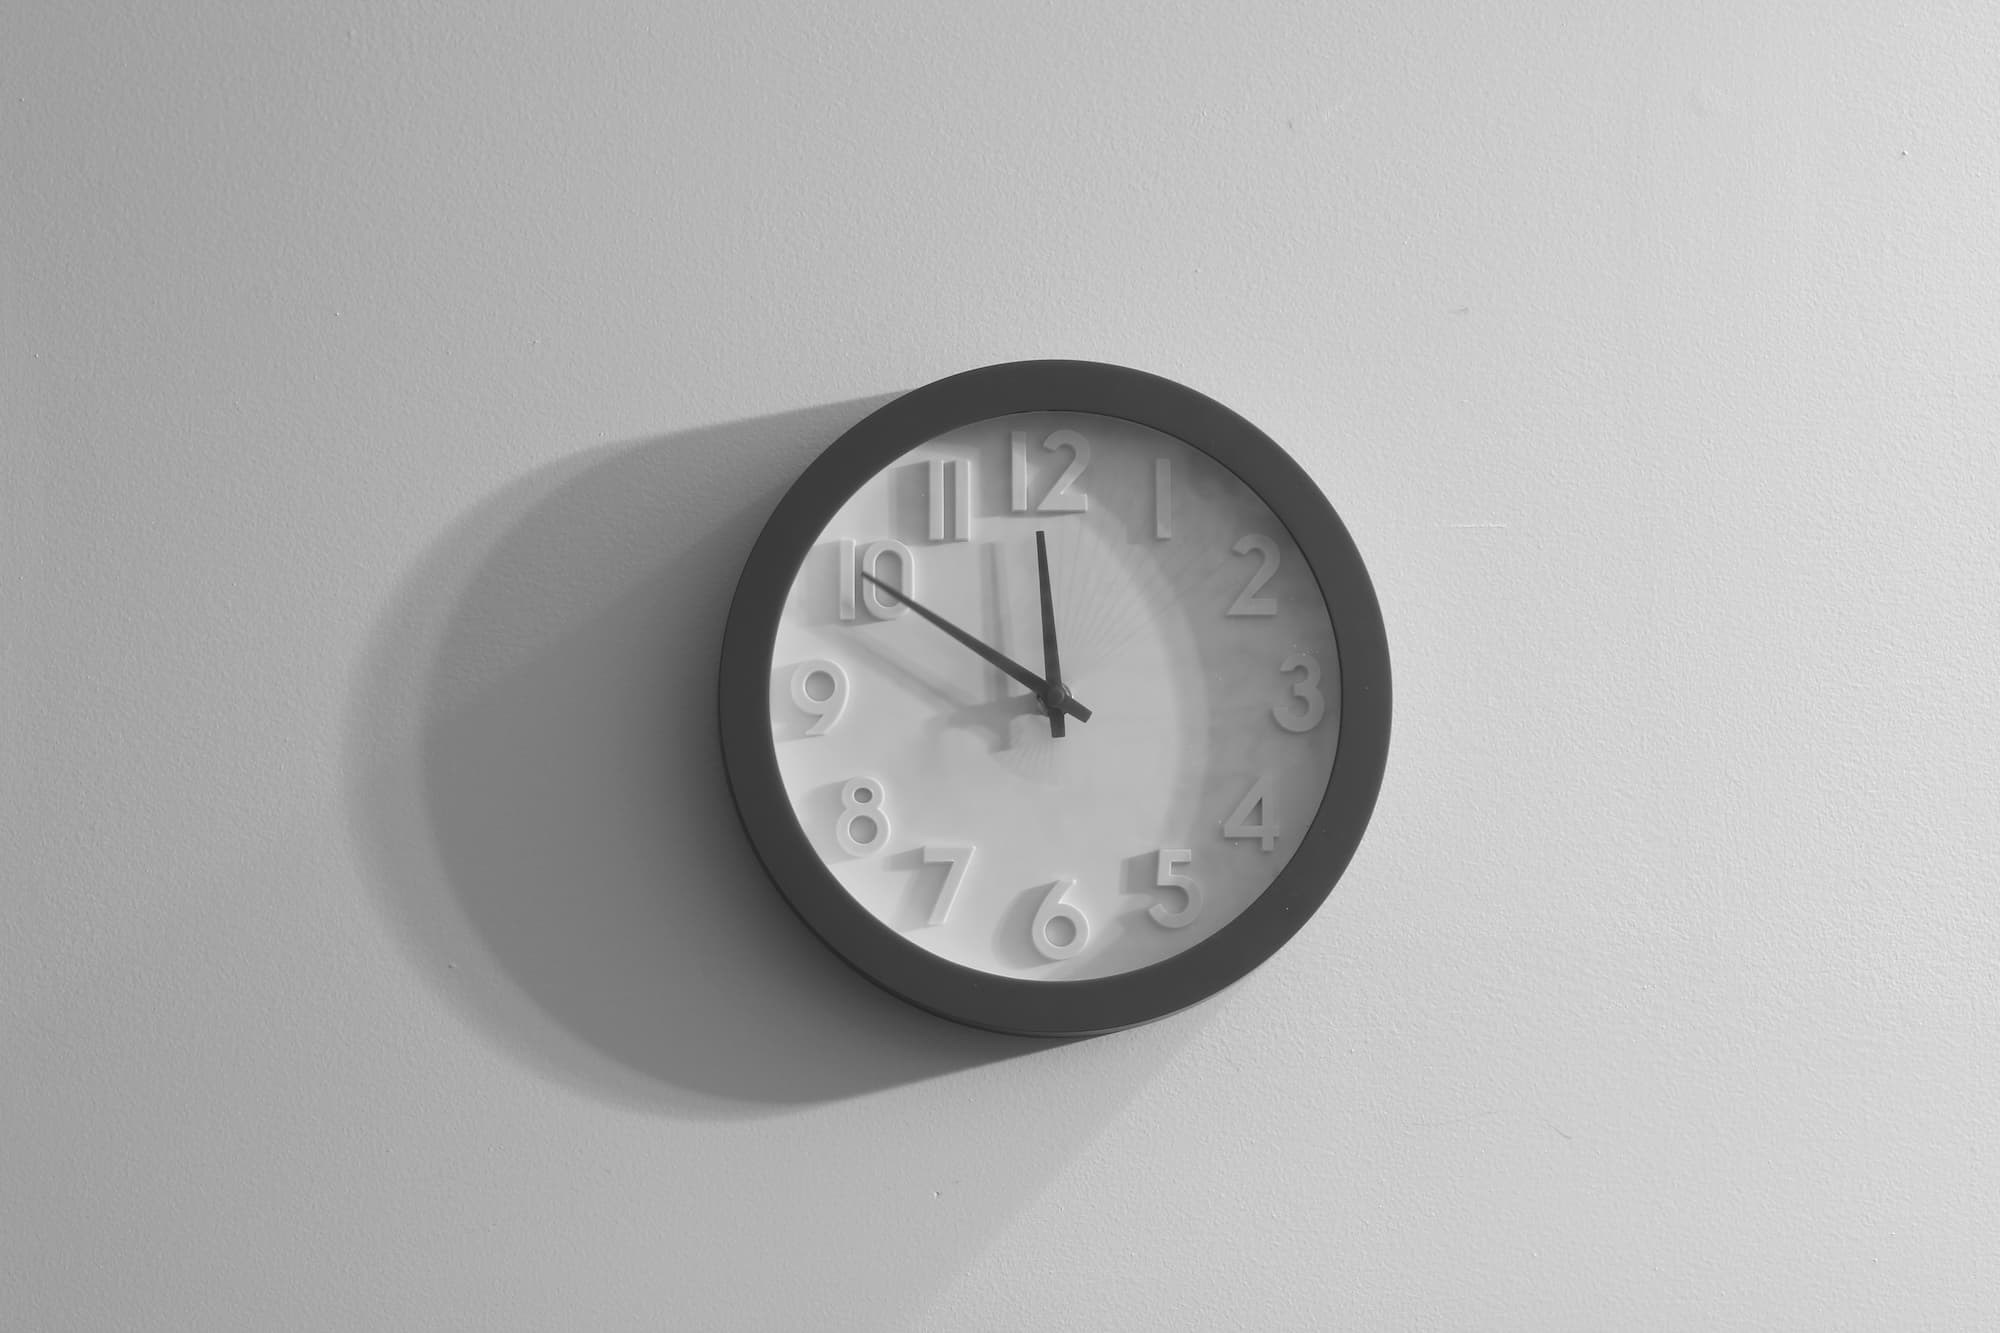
<box><xmin>717</xmin><ymin>360</ymin><xmax>1389</xmax><ymax>1037</ymax></box>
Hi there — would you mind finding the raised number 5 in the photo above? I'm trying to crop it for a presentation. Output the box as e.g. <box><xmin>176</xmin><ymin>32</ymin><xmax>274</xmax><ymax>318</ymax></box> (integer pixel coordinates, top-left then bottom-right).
<box><xmin>1151</xmin><ymin>849</ymin><xmax>1201</xmax><ymax>928</ymax></box>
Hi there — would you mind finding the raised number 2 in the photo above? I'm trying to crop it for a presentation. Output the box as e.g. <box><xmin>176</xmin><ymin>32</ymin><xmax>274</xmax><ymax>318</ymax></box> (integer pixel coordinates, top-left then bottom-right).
<box><xmin>1226</xmin><ymin>535</ymin><xmax>1279</xmax><ymax>616</ymax></box>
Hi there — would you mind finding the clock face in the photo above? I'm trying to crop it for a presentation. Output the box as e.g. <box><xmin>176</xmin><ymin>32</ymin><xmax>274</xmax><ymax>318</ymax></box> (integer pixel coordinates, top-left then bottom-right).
<box><xmin>719</xmin><ymin>361</ymin><xmax>1390</xmax><ymax>1036</ymax></box>
<box><xmin>767</xmin><ymin>413</ymin><xmax>1340</xmax><ymax>981</ymax></box>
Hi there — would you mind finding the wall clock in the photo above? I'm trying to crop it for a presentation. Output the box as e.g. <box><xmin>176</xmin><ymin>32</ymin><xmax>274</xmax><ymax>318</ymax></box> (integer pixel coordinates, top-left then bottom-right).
<box><xmin>718</xmin><ymin>360</ymin><xmax>1389</xmax><ymax>1037</ymax></box>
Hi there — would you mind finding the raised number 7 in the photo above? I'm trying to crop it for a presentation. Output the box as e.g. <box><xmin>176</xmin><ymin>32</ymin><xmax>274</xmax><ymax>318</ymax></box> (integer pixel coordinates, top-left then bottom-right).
<box><xmin>922</xmin><ymin>844</ymin><xmax>974</xmax><ymax>926</ymax></box>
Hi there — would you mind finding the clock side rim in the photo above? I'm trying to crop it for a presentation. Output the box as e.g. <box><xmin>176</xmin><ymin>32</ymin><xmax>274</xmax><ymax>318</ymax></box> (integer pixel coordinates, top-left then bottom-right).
<box><xmin>717</xmin><ymin>359</ymin><xmax>1391</xmax><ymax>1038</ymax></box>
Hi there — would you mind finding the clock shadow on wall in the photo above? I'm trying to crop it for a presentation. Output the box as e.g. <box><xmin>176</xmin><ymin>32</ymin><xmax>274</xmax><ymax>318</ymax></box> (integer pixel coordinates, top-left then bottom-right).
<box><xmin>346</xmin><ymin>399</ymin><xmax>1137</xmax><ymax>1115</ymax></box>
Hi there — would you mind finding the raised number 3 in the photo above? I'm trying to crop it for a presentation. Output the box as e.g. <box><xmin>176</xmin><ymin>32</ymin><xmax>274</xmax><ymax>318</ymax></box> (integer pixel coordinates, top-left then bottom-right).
<box><xmin>1273</xmin><ymin>652</ymin><xmax>1324</xmax><ymax>733</ymax></box>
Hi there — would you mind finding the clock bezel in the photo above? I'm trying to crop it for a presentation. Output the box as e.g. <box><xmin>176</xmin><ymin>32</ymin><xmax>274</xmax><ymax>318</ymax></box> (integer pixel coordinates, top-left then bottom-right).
<box><xmin>718</xmin><ymin>360</ymin><xmax>1390</xmax><ymax>1037</ymax></box>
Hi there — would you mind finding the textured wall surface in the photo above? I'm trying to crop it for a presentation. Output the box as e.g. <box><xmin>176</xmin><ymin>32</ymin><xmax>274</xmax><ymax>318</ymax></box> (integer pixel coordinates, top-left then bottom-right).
<box><xmin>7</xmin><ymin>3</ymin><xmax>1997</xmax><ymax>1328</ymax></box>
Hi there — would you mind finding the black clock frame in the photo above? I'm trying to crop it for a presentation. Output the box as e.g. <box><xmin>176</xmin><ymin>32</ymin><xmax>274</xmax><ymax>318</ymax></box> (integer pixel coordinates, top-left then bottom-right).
<box><xmin>717</xmin><ymin>360</ymin><xmax>1390</xmax><ymax>1037</ymax></box>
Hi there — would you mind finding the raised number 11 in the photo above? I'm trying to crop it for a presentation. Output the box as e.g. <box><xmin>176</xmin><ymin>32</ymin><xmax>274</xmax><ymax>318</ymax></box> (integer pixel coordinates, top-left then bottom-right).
<box><xmin>928</xmin><ymin>458</ymin><xmax>972</xmax><ymax>542</ymax></box>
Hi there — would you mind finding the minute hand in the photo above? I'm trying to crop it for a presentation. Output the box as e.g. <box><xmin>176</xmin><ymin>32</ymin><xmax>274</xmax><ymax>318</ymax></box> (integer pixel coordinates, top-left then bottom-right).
<box><xmin>859</xmin><ymin>571</ymin><xmax>1092</xmax><ymax>724</ymax></box>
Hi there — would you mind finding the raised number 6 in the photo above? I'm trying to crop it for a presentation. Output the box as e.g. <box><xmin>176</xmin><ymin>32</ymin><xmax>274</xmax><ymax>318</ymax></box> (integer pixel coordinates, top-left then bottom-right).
<box><xmin>1031</xmin><ymin>878</ymin><xmax>1090</xmax><ymax>961</ymax></box>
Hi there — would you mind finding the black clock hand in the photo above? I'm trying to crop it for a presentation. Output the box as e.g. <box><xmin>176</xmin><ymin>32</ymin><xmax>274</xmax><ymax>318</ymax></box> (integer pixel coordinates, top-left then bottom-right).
<box><xmin>859</xmin><ymin>571</ymin><xmax>1092</xmax><ymax>724</ymax></box>
<box><xmin>1035</xmin><ymin>530</ymin><xmax>1068</xmax><ymax>738</ymax></box>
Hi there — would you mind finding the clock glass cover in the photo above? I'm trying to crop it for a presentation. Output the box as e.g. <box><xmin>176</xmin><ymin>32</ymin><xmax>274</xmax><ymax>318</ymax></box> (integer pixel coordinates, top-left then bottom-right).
<box><xmin>768</xmin><ymin>413</ymin><xmax>1339</xmax><ymax>981</ymax></box>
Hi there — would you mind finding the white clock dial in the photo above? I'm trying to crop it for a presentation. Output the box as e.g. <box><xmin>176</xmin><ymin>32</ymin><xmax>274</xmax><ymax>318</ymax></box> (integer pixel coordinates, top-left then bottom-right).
<box><xmin>767</xmin><ymin>412</ymin><xmax>1342</xmax><ymax>981</ymax></box>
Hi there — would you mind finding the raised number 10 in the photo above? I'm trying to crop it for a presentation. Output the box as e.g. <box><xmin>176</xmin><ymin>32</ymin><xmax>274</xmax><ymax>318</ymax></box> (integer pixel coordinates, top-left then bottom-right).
<box><xmin>838</xmin><ymin>538</ymin><xmax>915</xmax><ymax>620</ymax></box>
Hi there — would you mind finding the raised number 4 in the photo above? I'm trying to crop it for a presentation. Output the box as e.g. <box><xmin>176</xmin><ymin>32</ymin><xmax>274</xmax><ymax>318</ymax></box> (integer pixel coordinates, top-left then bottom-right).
<box><xmin>1223</xmin><ymin>776</ymin><xmax>1279</xmax><ymax>852</ymax></box>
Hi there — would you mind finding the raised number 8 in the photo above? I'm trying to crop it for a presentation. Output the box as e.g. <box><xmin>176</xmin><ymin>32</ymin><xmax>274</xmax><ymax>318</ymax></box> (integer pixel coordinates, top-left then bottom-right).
<box><xmin>835</xmin><ymin>777</ymin><xmax>890</xmax><ymax>857</ymax></box>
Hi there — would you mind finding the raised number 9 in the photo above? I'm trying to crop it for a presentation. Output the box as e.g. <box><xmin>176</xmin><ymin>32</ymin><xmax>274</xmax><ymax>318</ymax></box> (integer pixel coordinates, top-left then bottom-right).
<box><xmin>790</xmin><ymin>659</ymin><xmax>849</xmax><ymax>735</ymax></box>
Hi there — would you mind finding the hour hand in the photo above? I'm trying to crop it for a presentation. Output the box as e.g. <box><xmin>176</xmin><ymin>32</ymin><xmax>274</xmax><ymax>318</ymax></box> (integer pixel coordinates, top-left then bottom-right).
<box><xmin>859</xmin><ymin>571</ymin><xmax>1091</xmax><ymax>724</ymax></box>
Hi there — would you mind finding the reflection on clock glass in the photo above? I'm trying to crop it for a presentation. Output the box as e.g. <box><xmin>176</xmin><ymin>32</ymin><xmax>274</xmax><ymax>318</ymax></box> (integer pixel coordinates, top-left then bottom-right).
<box><xmin>766</xmin><ymin>413</ymin><xmax>1341</xmax><ymax>981</ymax></box>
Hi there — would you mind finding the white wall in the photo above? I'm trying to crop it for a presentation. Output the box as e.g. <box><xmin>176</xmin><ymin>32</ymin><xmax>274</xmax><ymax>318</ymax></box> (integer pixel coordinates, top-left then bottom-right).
<box><xmin>8</xmin><ymin>3</ymin><xmax>1997</xmax><ymax>1327</ymax></box>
